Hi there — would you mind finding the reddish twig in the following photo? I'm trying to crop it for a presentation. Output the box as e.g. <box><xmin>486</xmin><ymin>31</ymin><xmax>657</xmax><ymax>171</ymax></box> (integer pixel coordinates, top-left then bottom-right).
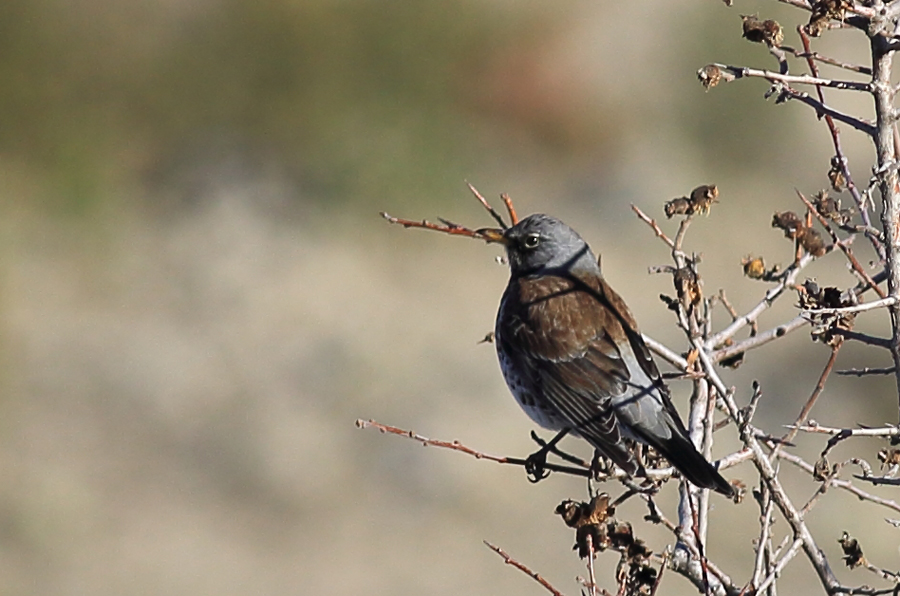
<box><xmin>778</xmin><ymin>343</ymin><xmax>842</xmax><ymax>449</ymax></box>
<box><xmin>500</xmin><ymin>193</ymin><xmax>520</xmax><ymax>225</ymax></box>
<box><xmin>380</xmin><ymin>212</ymin><xmax>493</xmax><ymax>240</ymax></box>
<box><xmin>631</xmin><ymin>204</ymin><xmax>676</xmax><ymax>249</ymax></box>
<box><xmin>355</xmin><ymin>419</ymin><xmax>591</xmax><ymax>478</ymax></box>
<box><xmin>795</xmin><ymin>189</ymin><xmax>886</xmax><ymax>298</ymax></box>
<box><xmin>466</xmin><ymin>182</ymin><xmax>509</xmax><ymax>229</ymax></box>
<box><xmin>796</xmin><ymin>26</ymin><xmax>881</xmax><ymax>258</ymax></box>
<box><xmin>484</xmin><ymin>541</ymin><xmax>570</xmax><ymax>596</ymax></box>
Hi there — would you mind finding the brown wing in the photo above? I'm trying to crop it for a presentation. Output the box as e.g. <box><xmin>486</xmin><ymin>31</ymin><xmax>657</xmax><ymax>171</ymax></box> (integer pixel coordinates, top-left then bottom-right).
<box><xmin>498</xmin><ymin>274</ymin><xmax>639</xmax><ymax>472</ymax></box>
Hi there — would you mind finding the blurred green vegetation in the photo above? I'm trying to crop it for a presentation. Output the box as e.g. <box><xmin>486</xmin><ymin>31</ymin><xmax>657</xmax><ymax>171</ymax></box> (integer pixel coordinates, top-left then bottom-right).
<box><xmin>0</xmin><ymin>0</ymin><xmax>579</xmax><ymax>213</ymax></box>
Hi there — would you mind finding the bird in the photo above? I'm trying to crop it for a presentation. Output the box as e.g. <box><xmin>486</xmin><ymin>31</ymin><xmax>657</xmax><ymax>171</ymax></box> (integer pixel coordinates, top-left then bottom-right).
<box><xmin>478</xmin><ymin>213</ymin><xmax>734</xmax><ymax>497</ymax></box>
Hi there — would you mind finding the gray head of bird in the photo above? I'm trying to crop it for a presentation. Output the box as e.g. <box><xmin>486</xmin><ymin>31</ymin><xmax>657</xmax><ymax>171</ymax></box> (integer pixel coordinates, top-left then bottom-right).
<box><xmin>478</xmin><ymin>213</ymin><xmax>600</xmax><ymax>277</ymax></box>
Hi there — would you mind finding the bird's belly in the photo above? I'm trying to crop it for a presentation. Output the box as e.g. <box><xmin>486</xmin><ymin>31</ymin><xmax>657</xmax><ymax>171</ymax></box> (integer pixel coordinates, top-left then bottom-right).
<box><xmin>496</xmin><ymin>344</ymin><xmax>564</xmax><ymax>431</ymax></box>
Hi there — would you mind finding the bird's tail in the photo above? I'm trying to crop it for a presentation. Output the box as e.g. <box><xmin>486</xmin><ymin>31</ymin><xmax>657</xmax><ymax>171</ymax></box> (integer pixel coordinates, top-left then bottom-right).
<box><xmin>653</xmin><ymin>435</ymin><xmax>734</xmax><ymax>497</ymax></box>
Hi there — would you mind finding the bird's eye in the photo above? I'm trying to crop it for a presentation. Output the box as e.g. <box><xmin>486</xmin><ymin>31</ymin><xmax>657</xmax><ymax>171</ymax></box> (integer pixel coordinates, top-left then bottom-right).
<box><xmin>523</xmin><ymin>234</ymin><xmax>541</xmax><ymax>249</ymax></box>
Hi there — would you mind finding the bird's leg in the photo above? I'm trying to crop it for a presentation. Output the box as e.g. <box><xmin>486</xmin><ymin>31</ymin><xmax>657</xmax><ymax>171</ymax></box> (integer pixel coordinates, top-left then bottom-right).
<box><xmin>589</xmin><ymin>449</ymin><xmax>613</xmax><ymax>479</ymax></box>
<box><xmin>525</xmin><ymin>428</ymin><xmax>570</xmax><ymax>483</ymax></box>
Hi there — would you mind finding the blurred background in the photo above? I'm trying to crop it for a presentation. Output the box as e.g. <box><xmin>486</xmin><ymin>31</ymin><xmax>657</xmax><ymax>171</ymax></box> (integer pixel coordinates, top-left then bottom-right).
<box><xmin>1</xmin><ymin>0</ymin><xmax>898</xmax><ymax>594</ymax></box>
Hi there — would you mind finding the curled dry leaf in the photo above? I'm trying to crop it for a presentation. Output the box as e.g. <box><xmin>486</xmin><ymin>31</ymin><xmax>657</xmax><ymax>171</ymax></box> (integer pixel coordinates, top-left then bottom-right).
<box><xmin>697</xmin><ymin>64</ymin><xmax>723</xmax><ymax>90</ymax></box>
<box><xmin>673</xmin><ymin>266</ymin><xmax>703</xmax><ymax>311</ymax></box>
<box><xmin>838</xmin><ymin>531</ymin><xmax>866</xmax><ymax>569</ymax></box>
<box><xmin>814</xmin><ymin>457</ymin><xmax>833</xmax><ymax>481</ymax></box>
<box><xmin>772</xmin><ymin>211</ymin><xmax>805</xmax><ymax>239</ymax></box>
<box><xmin>741</xmin><ymin>14</ymin><xmax>783</xmax><ymax>46</ymax></box>
<box><xmin>807</xmin><ymin>0</ymin><xmax>848</xmax><ymax>37</ymax></box>
<box><xmin>664</xmin><ymin>184</ymin><xmax>719</xmax><ymax>218</ymax></box>
<box><xmin>556</xmin><ymin>493</ymin><xmax>615</xmax><ymax>559</ymax></box>
<box><xmin>799</xmin><ymin>280</ymin><xmax>856</xmax><ymax>346</ymax></box>
<box><xmin>800</xmin><ymin>228</ymin><xmax>827</xmax><ymax>257</ymax></box>
<box><xmin>827</xmin><ymin>157</ymin><xmax>846</xmax><ymax>192</ymax></box>
<box><xmin>877</xmin><ymin>448</ymin><xmax>900</xmax><ymax>470</ymax></box>
<box><xmin>813</xmin><ymin>189</ymin><xmax>853</xmax><ymax>225</ymax></box>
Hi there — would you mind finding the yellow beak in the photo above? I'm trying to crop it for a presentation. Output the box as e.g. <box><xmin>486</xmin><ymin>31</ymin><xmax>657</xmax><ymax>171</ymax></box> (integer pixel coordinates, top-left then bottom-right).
<box><xmin>476</xmin><ymin>228</ymin><xmax>508</xmax><ymax>245</ymax></box>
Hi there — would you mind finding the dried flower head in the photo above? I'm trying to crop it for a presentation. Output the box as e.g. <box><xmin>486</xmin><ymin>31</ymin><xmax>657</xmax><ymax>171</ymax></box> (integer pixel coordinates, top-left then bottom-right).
<box><xmin>807</xmin><ymin>0</ymin><xmax>848</xmax><ymax>37</ymax></box>
<box><xmin>674</xmin><ymin>266</ymin><xmax>702</xmax><ymax>311</ymax></box>
<box><xmin>665</xmin><ymin>184</ymin><xmax>719</xmax><ymax>218</ymax></box>
<box><xmin>742</xmin><ymin>15</ymin><xmax>783</xmax><ymax>46</ymax></box>
<box><xmin>664</xmin><ymin>197</ymin><xmax>693</xmax><ymax>218</ymax></box>
<box><xmin>798</xmin><ymin>280</ymin><xmax>856</xmax><ymax>346</ymax></box>
<box><xmin>838</xmin><ymin>532</ymin><xmax>865</xmax><ymax>569</ymax></box>
<box><xmin>742</xmin><ymin>255</ymin><xmax>767</xmax><ymax>279</ymax></box>
<box><xmin>828</xmin><ymin>157</ymin><xmax>846</xmax><ymax>192</ymax></box>
<box><xmin>690</xmin><ymin>184</ymin><xmax>719</xmax><ymax>214</ymax></box>
<box><xmin>697</xmin><ymin>64</ymin><xmax>723</xmax><ymax>90</ymax></box>
<box><xmin>800</xmin><ymin>227</ymin><xmax>827</xmax><ymax>257</ymax></box>
<box><xmin>772</xmin><ymin>211</ymin><xmax>805</xmax><ymax>239</ymax></box>
<box><xmin>813</xmin><ymin>190</ymin><xmax>853</xmax><ymax>225</ymax></box>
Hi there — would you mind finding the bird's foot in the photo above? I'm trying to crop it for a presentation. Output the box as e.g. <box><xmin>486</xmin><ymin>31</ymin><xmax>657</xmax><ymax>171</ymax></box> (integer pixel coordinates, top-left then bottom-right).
<box><xmin>589</xmin><ymin>452</ymin><xmax>613</xmax><ymax>480</ymax></box>
<box><xmin>524</xmin><ymin>448</ymin><xmax>551</xmax><ymax>483</ymax></box>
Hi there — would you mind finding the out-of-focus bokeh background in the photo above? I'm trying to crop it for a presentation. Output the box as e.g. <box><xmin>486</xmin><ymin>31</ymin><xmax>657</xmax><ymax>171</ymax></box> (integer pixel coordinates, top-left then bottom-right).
<box><xmin>2</xmin><ymin>0</ymin><xmax>898</xmax><ymax>594</ymax></box>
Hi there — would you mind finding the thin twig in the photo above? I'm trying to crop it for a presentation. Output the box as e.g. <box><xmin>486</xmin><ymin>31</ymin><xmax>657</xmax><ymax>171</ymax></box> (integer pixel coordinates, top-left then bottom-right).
<box><xmin>802</xmin><ymin>296</ymin><xmax>897</xmax><ymax>316</ymax></box>
<box><xmin>466</xmin><ymin>182</ymin><xmax>509</xmax><ymax>229</ymax></box>
<box><xmin>796</xmin><ymin>26</ymin><xmax>883</xmax><ymax>258</ymax></box>
<box><xmin>785</xmin><ymin>423</ymin><xmax>900</xmax><ymax>438</ymax></box>
<box><xmin>781</xmin><ymin>44</ymin><xmax>872</xmax><ymax>74</ymax></box>
<box><xmin>795</xmin><ymin>189</ymin><xmax>886</xmax><ymax>299</ymax></box>
<box><xmin>631</xmin><ymin>204</ymin><xmax>676</xmax><ymax>249</ymax></box>
<box><xmin>778</xmin><ymin>344</ymin><xmax>842</xmax><ymax>449</ymax></box>
<box><xmin>381</xmin><ymin>212</ymin><xmax>492</xmax><ymax>240</ymax></box>
<box><xmin>777</xmin><ymin>450</ymin><xmax>900</xmax><ymax>515</ymax></box>
<box><xmin>500</xmin><ymin>193</ymin><xmax>519</xmax><ymax>225</ymax></box>
<box><xmin>355</xmin><ymin>419</ymin><xmax>591</xmax><ymax>478</ymax></box>
<box><xmin>710</xmin><ymin>316</ymin><xmax>809</xmax><ymax>363</ymax></box>
<box><xmin>708</xmin><ymin>63</ymin><xmax>872</xmax><ymax>91</ymax></box>
<box><xmin>836</xmin><ymin>366</ymin><xmax>897</xmax><ymax>377</ymax></box>
<box><xmin>586</xmin><ymin>534</ymin><xmax>598</xmax><ymax>596</ymax></box>
<box><xmin>706</xmin><ymin>251</ymin><xmax>814</xmax><ymax>350</ymax></box>
<box><xmin>484</xmin><ymin>541</ymin><xmax>569</xmax><ymax>596</ymax></box>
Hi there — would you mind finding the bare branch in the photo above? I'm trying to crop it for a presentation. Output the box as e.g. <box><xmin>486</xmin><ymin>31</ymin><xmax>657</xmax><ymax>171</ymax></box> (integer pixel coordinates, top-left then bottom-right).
<box><xmin>802</xmin><ymin>296</ymin><xmax>897</xmax><ymax>316</ymax></box>
<box><xmin>708</xmin><ymin>63</ymin><xmax>872</xmax><ymax>92</ymax></box>
<box><xmin>355</xmin><ymin>419</ymin><xmax>592</xmax><ymax>478</ymax></box>
<box><xmin>484</xmin><ymin>541</ymin><xmax>571</xmax><ymax>596</ymax></box>
<box><xmin>785</xmin><ymin>423</ymin><xmax>900</xmax><ymax>439</ymax></box>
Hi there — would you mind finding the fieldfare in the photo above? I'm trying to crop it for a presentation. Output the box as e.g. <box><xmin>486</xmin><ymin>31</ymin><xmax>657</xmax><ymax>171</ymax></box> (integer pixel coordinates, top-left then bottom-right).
<box><xmin>479</xmin><ymin>214</ymin><xmax>733</xmax><ymax>496</ymax></box>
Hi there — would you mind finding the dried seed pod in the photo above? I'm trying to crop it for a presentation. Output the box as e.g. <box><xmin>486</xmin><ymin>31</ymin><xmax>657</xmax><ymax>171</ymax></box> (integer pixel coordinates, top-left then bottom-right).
<box><xmin>878</xmin><ymin>448</ymin><xmax>900</xmax><ymax>469</ymax></box>
<box><xmin>742</xmin><ymin>15</ymin><xmax>767</xmax><ymax>43</ymax></box>
<box><xmin>813</xmin><ymin>190</ymin><xmax>853</xmax><ymax>225</ymax></box>
<box><xmin>742</xmin><ymin>255</ymin><xmax>767</xmax><ymax>279</ymax></box>
<box><xmin>697</xmin><ymin>64</ymin><xmax>723</xmax><ymax>90</ymax></box>
<box><xmin>813</xmin><ymin>457</ymin><xmax>832</xmax><ymax>481</ymax></box>
<box><xmin>828</xmin><ymin>157</ymin><xmax>846</xmax><ymax>192</ymax></box>
<box><xmin>741</xmin><ymin>15</ymin><xmax>783</xmax><ymax>46</ymax></box>
<box><xmin>674</xmin><ymin>266</ymin><xmax>702</xmax><ymax>311</ymax></box>
<box><xmin>800</xmin><ymin>227</ymin><xmax>827</xmax><ymax>257</ymax></box>
<box><xmin>838</xmin><ymin>532</ymin><xmax>865</xmax><ymax>569</ymax></box>
<box><xmin>690</xmin><ymin>184</ymin><xmax>719</xmax><ymax>214</ymax></box>
<box><xmin>807</xmin><ymin>0</ymin><xmax>847</xmax><ymax>37</ymax></box>
<box><xmin>664</xmin><ymin>197</ymin><xmax>693</xmax><ymax>218</ymax></box>
<box><xmin>773</xmin><ymin>211</ymin><xmax>805</xmax><ymax>239</ymax></box>
<box><xmin>556</xmin><ymin>494</ymin><xmax>615</xmax><ymax>558</ymax></box>
<box><xmin>762</xmin><ymin>19</ymin><xmax>784</xmax><ymax>46</ymax></box>
<box><xmin>799</xmin><ymin>280</ymin><xmax>856</xmax><ymax>346</ymax></box>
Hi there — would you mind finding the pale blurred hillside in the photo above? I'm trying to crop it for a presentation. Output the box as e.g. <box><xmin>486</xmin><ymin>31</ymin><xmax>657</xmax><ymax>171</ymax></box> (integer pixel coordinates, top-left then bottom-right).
<box><xmin>0</xmin><ymin>1</ymin><xmax>896</xmax><ymax>595</ymax></box>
